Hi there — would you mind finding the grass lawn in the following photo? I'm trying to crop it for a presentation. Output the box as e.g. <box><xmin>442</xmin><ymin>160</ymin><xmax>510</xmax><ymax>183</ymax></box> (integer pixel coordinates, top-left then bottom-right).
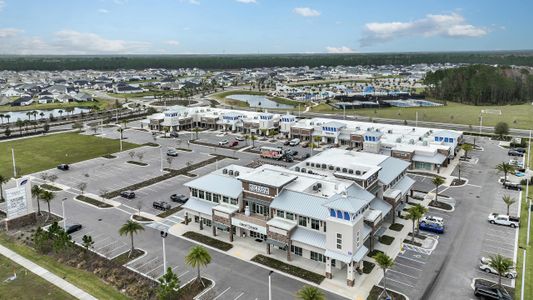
<box><xmin>0</xmin><ymin>234</ymin><xmax>130</xmax><ymax>300</ymax></box>
<box><xmin>0</xmin><ymin>253</ymin><xmax>75</xmax><ymax>300</ymax></box>
<box><xmin>310</xmin><ymin>101</ymin><xmax>533</xmax><ymax>130</ymax></box>
<box><xmin>0</xmin><ymin>99</ymin><xmax>114</xmax><ymax>113</ymax></box>
<box><xmin>183</xmin><ymin>231</ymin><xmax>233</xmax><ymax>251</ymax></box>
<box><xmin>108</xmin><ymin>89</ymin><xmax>178</xmax><ymax>99</ymax></box>
<box><xmin>0</xmin><ymin>132</ymin><xmax>139</xmax><ymax>178</ymax></box>
<box><xmin>515</xmin><ymin>182</ymin><xmax>533</xmax><ymax>300</ymax></box>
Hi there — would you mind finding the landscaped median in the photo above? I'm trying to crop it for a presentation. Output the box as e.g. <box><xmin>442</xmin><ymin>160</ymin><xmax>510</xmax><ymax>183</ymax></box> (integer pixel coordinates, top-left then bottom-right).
<box><xmin>40</xmin><ymin>184</ymin><xmax>62</xmax><ymax>192</ymax></box>
<box><xmin>251</xmin><ymin>255</ymin><xmax>325</xmax><ymax>284</ymax></box>
<box><xmin>182</xmin><ymin>232</ymin><xmax>233</xmax><ymax>251</ymax></box>
<box><xmin>75</xmin><ymin>195</ymin><xmax>113</xmax><ymax>208</ymax></box>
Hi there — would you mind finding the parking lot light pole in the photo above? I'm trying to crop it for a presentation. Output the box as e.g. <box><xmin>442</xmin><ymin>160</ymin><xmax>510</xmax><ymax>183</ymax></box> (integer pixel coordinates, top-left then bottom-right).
<box><xmin>268</xmin><ymin>270</ymin><xmax>273</xmax><ymax>300</ymax></box>
<box><xmin>161</xmin><ymin>231</ymin><xmax>168</xmax><ymax>272</ymax></box>
<box><xmin>159</xmin><ymin>146</ymin><xmax>163</xmax><ymax>173</ymax></box>
<box><xmin>62</xmin><ymin>197</ymin><xmax>67</xmax><ymax>230</ymax></box>
<box><xmin>11</xmin><ymin>148</ymin><xmax>16</xmax><ymax>178</ymax></box>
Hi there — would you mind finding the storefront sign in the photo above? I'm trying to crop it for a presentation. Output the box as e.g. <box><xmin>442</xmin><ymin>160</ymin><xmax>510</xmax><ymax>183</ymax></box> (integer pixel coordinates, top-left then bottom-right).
<box><xmin>231</xmin><ymin>218</ymin><xmax>267</xmax><ymax>235</ymax></box>
<box><xmin>5</xmin><ymin>186</ymin><xmax>28</xmax><ymax>219</ymax></box>
<box><xmin>249</xmin><ymin>184</ymin><xmax>269</xmax><ymax>195</ymax></box>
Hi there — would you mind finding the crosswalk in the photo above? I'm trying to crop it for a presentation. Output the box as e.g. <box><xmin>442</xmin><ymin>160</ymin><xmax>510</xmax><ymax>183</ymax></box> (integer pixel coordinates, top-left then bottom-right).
<box><xmin>147</xmin><ymin>214</ymin><xmax>182</xmax><ymax>231</ymax></box>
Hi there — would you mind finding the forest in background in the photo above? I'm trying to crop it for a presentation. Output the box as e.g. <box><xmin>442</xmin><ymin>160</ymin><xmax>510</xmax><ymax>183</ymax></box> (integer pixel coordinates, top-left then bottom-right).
<box><xmin>1</xmin><ymin>51</ymin><xmax>533</xmax><ymax>71</ymax></box>
<box><xmin>424</xmin><ymin>65</ymin><xmax>533</xmax><ymax>105</ymax></box>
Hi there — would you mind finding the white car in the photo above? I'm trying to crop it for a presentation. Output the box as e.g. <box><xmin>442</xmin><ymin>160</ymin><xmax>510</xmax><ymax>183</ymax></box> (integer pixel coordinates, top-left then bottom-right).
<box><xmin>479</xmin><ymin>263</ymin><xmax>517</xmax><ymax>279</ymax></box>
<box><xmin>218</xmin><ymin>139</ymin><xmax>229</xmax><ymax>146</ymax></box>
<box><xmin>420</xmin><ymin>215</ymin><xmax>444</xmax><ymax>226</ymax></box>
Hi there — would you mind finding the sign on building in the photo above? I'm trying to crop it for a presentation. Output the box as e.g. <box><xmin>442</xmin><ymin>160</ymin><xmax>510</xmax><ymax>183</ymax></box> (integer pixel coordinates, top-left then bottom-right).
<box><xmin>249</xmin><ymin>184</ymin><xmax>269</xmax><ymax>195</ymax></box>
<box><xmin>5</xmin><ymin>186</ymin><xmax>28</xmax><ymax>219</ymax></box>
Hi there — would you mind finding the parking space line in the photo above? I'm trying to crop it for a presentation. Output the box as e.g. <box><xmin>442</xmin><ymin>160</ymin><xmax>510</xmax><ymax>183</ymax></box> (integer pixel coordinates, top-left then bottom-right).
<box><xmin>146</xmin><ymin>264</ymin><xmax>163</xmax><ymax>277</ymax></box>
<box><xmin>387</xmin><ymin>269</ymin><xmax>418</xmax><ymax>279</ymax></box>
<box><xmin>234</xmin><ymin>292</ymin><xmax>245</xmax><ymax>300</ymax></box>
<box><xmin>483</xmin><ymin>245</ymin><xmax>515</xmax><ymax>255</ymax></box>
<box><xmin>213</xmin><ymin>287</ymin><xmax>231</xmax><ymax>300</ymax></box>
<box><xmin>484</xmin><ymin>233</ymin><xmax>516</xmax><ymax>243</ymax></box>
<box><xmin>482</xmin><ymin>238</ymin><xmax>515</xmax><ymax>250</ymax></box>
<box><xmin>487</xmin><ymin>227</ymin><xmax>514</xmax><ymax>235</ymax></box>
<box><xmin>131</xmin><ymin>256</ymin><xmax>159</xmax><ymax>269</ymax></box>
<box><xmin>385</xmin><ymin>277</ymin><xmax>415</xmax><ymax>288</ymax></box>
<box><xmin>397</xmin><ymin>254</ymin><xmax>426</xmax><ymax>264</ymax></box>
<box><xmin>394</xmin><ymin>261</ymin><xmax>423</xmax><ymax>272</ymax></box>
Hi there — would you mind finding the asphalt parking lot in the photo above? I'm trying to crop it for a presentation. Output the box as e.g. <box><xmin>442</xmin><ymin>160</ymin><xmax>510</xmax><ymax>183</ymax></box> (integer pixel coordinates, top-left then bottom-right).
<box><xmin>380</xmin><ymin>250</ymin><xmax>431</xmax><ymax>294</ymax></box>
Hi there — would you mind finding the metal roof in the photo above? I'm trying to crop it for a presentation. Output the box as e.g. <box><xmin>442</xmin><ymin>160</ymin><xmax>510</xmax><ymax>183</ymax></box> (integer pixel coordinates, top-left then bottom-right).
<box><xmin>369</xmin><ymin>198</ymin><xmax>392</xmax><ymax>216</ymax></box>
<box><xmin>267</xmin><ymin>217</ymin><xmax>297</xmax><ymax>231</ymax></box>
<box><xmin>378</xmin><ymin>157</ymin><xmax>411</xmax><ymax>185</ymax></box>
<box><xmin>412</xmin><ymin>153</ymin><xmax>447</xmax><ymax>165</ymax></box>
<box><xmin>291</xmin><ymin>227</ymin><xmax>326</xmax><ymax>249</ymax></box>
<box><xmin>393</xmin><ymin>176</ymin><xmax>415</xmax><ymax>196</ymax></box>
<box><xmin>270</xmin><ymin>190</ymin><xmax>330</xmax><ymax>220</ymax></box>
<box><xmin>184</xmin><ymin>174</ymin><xmax>243</xmax><ymax>198</ymax></box>
<box><xmin>181</xmin><ymin>197</ymin><xmax>216</xmax><ymax>216</ymax></box>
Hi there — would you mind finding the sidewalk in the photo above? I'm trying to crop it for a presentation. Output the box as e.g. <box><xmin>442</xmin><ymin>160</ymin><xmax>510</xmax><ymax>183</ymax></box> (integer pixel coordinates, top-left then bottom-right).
<box><xmin>0</xmin><ymin>244</ymin><xmax>97</xmax><ymax>300</ymax></box>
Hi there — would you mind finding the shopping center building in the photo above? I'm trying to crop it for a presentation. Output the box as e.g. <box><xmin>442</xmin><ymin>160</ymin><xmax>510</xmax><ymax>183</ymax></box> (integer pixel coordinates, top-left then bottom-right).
<box><xmin>180</xmin><ymin>148</ymin><xmax>414</xmax><ymax>286</ymax></box>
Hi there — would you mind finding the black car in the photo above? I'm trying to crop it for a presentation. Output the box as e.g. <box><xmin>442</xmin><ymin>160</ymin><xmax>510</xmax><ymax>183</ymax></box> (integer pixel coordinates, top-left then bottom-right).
<box><xmin>170</xmin><ymin>194</ymin><xmax>189</xmax><ymax>203</ymax></box>
<box><xmin>301</xmin><ymin>153</ymin><xmax>311</xmax><ymax>159</ymax></box>
<box><xmin>169</xmin><ymin>131</ymin><xmax>179</xmax><ymax>138</ymax></box>
<box><xmin>474</xmin><ymin>281</ymin><xmax>512</xmax><ymax>300</ymax></box>
<box><xmin>57</xmin><ymin>164</ymin><xmax>69</xmax><ymax>171</ymax></box>
<box><xmin>66</xmin><ymin>224</ymin><xmax>82</xmax><ymax>234</ymax></box>
<box><xmin>120</xmin><ymin>190</ymin><xmax>136</xmax><ymax>199</ymax></box>
<box><xmin>504</xmin><ymin>182</ymin><xmax>522</xmax><ymax>191</ymax></box>
<box><xmin>513</xmin><ymin>148</ymin><xmax>526</xmax><ymax>153</ymax></box>
<box><xmin>153</xmin><ymin>201</ymin><xmax>171</xmax><ymax>211</ymax></box>
<box><xmin>508</xmin><ymin>150</ymin><xmax>524</xmax><ymax>157</ymax></box>
<box><xmin>283</xmin><ymin>140</ymin><xmax>290</xmax><ymax>146</ymax></box>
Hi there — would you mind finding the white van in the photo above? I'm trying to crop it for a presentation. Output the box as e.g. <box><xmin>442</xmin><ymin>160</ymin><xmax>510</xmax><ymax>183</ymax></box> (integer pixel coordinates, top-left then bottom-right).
<box><xmin>289</xmin><ymin>138</ymin><xmax>301</xmax><ymax>146</ymax></box>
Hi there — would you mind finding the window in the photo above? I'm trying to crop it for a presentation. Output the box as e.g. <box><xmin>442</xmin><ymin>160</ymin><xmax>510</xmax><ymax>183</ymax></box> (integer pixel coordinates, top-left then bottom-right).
<box><xmin>191</xmin><ymin>188</ymin><xmax>198</xmax><ymax>197</ymax></box>
<box><xmin>222</xmin><ymin>196</ymin><xmax>229</xmax><ymax>203</ymax></box>
<box><xmin>277</xmin><ymin>210</ymin><xmax>285</xmax><ymax>218</ymax></box>
<box><xmin>310</xmin><ymin>251</ymin><xmax>325</xmax><ymax>263</ymax></box>
<box><xmin>230</xmin><ymin>198</ymin><xmax>238</xmax><ymax>205</ymax></box>
<box><xmin>336</xmin><ymin>210</ymin><xmax>342</xmax><ymax>219</ymax></box>
<box><xmin>311</xmin><ymin>219</ymin><xmax>320</xmax><ymax>230</ymax></box>
<box><xmin>298</xmin><ymin>216</ymin><xmax>307</xmax><ymax>227</ymax></box>
<box><xmin>213</xmin><ymin>194</ymin><xmax>220</xmax><ymax>203</ymax></box>
<box><xmin>198</xmin><ymin>190</ymin><xmax>205</xmax><ymax>199</ymax></box>
<box><xmin>205</xmin><ymin>192</ymin><xmax>212</xmax><ymax>201</ymax></box>
<box><xmin>344</xmin><ymin>212</ymin><xmax>350</xmax><ymax>221</ymax></box>
<box><xmin>336</xmin><ymin>233</ymin><xmax>342</xmax><ymax>250</ymax></box>
<box><xmin>286</xmin><ymin>212</ymin><xmax>294</xmax><ymax>220</ymax></box>
<box><xmin>291</xmin><ymin>245</ymin><xmax>302</xmax><ymax>256</ymax></box>
<box><xmin>329</xmin><ymin>209</ymin><xmax>335</xmax><ymax>217</ymax></box>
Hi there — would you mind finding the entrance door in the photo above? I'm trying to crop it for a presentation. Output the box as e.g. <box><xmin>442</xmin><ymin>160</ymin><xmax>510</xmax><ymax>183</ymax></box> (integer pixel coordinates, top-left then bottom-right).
<box><xmin>253</xmin><ymin>203</ymin><xmax>268</xmax><ymax>216</ymax></box>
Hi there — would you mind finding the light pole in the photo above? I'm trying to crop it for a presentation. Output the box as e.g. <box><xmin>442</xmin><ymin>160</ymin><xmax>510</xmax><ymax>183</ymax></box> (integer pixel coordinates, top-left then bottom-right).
<box><xmin>415</xmin><ymin>111</ymin><xmax>418</xmax><ymax>127</ymax></box>
<box><xmin>11</xmin><ymin>148</ymin><xmax>16</xmax><ymax>178</ymax></box>
<box><xmin>161</xmin><ymin>231</ymin><xmax>168</xmax><ymax>272</ymax></box>
<box><xmin>119</xmin><ymin>128</ymin><xmax>123</xmax><ymax>152</ymax></box>
<box><xmin>62</xmin><ymin>197</ymin><xmax>67</xmax><ymax>230</ymax></box>
<box><xmin>479</xmin><ymin>113</ymin><xmax>483</xmax><ymax>135</ymax></box>
<box><xmin>268</xmin><ymin>270</ymin><xmax>273</xmax><ymax>300</ymax></box>
<box><xmin>159</xmin><ymin>146</ymin><xmax>163</xmax><ymax>173</ymax></box>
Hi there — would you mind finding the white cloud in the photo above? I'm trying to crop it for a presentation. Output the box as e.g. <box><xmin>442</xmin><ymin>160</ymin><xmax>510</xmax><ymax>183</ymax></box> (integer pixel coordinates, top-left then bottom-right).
<box><xmin>165</xmin><ymin>40</ymin><xmax>180</xmax><ymax>46</ymax></box>
<box><xmin>236</xmin><ymin>0</ymin><xmax>256</xmax><ymax>3</ymax></box>
<box><xmin>0</xmin><ymin>28</ymin><xmax>22</xmax><ymax>38</ymax></box>
<box><xmin>98</xmin><ymin>8</ymin><xmax>110</xmax><ymax>14</ymax></box>
<box><xmin>326</xmin><ymin>46</ymin><xmax>354</xmax><ymax>54</ymax></box>
<box><xmin>293</xmin><ymin>7</ymin><xmax>320</xmax><ymax>17</ymax></box>
<box><xmin>360</xmin><ymin>12</ymin><xmax>487</xmax><ymax>46</ymax></box>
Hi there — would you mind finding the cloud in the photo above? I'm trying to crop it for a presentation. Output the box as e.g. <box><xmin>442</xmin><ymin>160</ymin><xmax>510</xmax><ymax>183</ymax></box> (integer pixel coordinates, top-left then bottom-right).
<box><xmin>326</xmin><ymin>46</ymin><xmax>354</xmax><ymax>54</ymax></box>
<box><xmin>236</xmin><ymin>0</ymin><xmax>256</xmax><ymax>3</ymax></box>
<box><xmin>98</xmin><ymin>8</ymin><xmax>110</xmax><ymax>14</ymax></box>
<box><xmin>293</xmin><ymin>7</ymin><xmax>320</xmax><ymax>17</ymax></box>
<box><xmin>0</xmin><ymin>28</ymin><xmax>22</xmax><ymax>38</ymax></box>
<box><xmin>360</xmin><ymin>12</ymin><xmax>487</xmax><ymax>46</ymax></box>
<box><xmin>165</xmin><ymin>40</ymin><xmax>180</xmax><ymax>46</ymax></box>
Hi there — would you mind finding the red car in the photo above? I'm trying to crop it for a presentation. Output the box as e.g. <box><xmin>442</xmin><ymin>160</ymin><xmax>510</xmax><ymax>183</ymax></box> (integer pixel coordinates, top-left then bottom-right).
<box><xmin>229</xmin><ymin>141</ymin><xmax>239</xmax><ymax>147</ymax></box>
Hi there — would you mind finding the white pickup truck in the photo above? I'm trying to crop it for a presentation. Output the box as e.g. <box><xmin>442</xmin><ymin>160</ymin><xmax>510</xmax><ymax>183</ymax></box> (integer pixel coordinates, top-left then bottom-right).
<box><xmin>488</xmin><ymin>213</ymin><xmax>519</xmax><ymax>228</ymax></box>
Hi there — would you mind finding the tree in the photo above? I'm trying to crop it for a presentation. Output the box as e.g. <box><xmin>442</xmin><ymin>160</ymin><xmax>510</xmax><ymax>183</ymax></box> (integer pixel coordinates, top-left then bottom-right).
<box><xmin>374</xmin><ymin>252</ymin><xmax>394</xmax><ymax>299</ymax></box>
<box><xmin>82</xmin><ymin>234</ymin><xmax>94</xmax><ymax>252</ymax></box>
<box><xmin>31</xmin><ymin>185</ymin><xmax>42</xmax><ymax>215</ymax></box>
<box><xmin>166</xmin><ymin>156</ymin><xmax>174</xmax><ymax>169</ymax></box>
<box><xmin>432</xmin><ymin>177</ymin><xmax>445</xmax><ymax>203</ymax></box>
<box><xmin>502</xmin><ymin>195</ymin><xmax>517</xmax><ymax>216</ymax></box>
<box><xmin>296</xmin><ymin>286</ymin><xmax>325</xmax><ymax>300</ymax></box>
<box><xmin>193</xmin><ymin>127</ymin><xmax>200</xmax><ymax>140</ymax></box>
<box><xmin>494</xmin><ymin>122</ymin><xmax>509</xmax><ymax>139</ymax></box>
<box><xmin>461</xmin><ymin>143</ymin><xmax>473</xmax><ymax>159</ymax></box>
<box><xmin>0</xmin><ymin>175</ymin><xmax>8</xmax><ymax>201</ymax></box>
<box><xmin>40</xmin><ymin>190</ymin><xmax>55</xmax><ymax>221</ymax></box>
<box><xmin>136</xmin><ymin>152</ymin><xmax>144</xmax><ymax>162</ymax></box>
<box><xmin>43</xmin><ymin>123</ymin><xmax>50</xmax><ymax>134</ymax></box>
<box><xmin>413</xmin><ymin>204</ymin><xmax>428</xmax><ymax>235</ymax></box>
<box><xmin>128</xmin><ymin>151</ymin><xmax>136</xmax><ymax>160</ymax></box>
<box><xmin>488</xmin><ymin>254</ymin><xmax>513</xmax><ymax>289</ymax></box>
<box><xmin>406</xmin><ymin>206</ymin><xmax>423</xmax><ymax>243</ymax></box>
<box><xmin>185</xmin><ymin>245</ymin><xmax>211</xmax><ymax>284</ymax></box>
<box><xmin>119</xmin><ymin>220</ymin><xmax>144</xmax><ymax>257</ymax></box>
<box><xmin>157</xmin><ymin>267</ymin><xmax>180</xmax><ymax>300</ymax></box>
<box><xmin>496</xmin><ymin>162</ymin><xmax>515</xmax><ymax>183</ymax></box>
<box><xmin>249</xmin><ymin>133</ymin><xmax>257</xmax><ymax>147</ymax></box>
<box><xmin>76</xmin><ymin>182</ymin><xmax>87</xmax><ymax>194</ymax></box>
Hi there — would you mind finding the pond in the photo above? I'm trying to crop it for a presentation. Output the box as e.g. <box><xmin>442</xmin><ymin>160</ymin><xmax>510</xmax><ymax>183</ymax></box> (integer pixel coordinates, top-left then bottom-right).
<box><xmin>1</xmin><ymin>107</ymin><xmax>92</xmax><ymax>121</ymax></box>
<box><xmin>226</xmin><ymin>94</ymin><xmax>294</xmax><ymax>109</ymax></box>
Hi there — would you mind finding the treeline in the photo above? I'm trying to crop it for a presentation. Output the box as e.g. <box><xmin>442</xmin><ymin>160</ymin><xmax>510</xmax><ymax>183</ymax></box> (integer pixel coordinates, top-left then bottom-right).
<box><xmin>1</xmin><ymin>51</ymin><xmax>533</xmax><ymax>71</ymax></box>
<box><xmin>424</xmin><ymin>65</ymin><xmax>533</xmax><ymax>105</ymax></box>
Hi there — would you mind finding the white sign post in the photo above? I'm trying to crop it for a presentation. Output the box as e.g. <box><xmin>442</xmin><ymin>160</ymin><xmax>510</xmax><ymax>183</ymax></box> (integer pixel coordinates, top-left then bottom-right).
<box><xmin>5</xmin><ymin>186</ymin><xmax>28</xmax><ymax>220</ymax></box>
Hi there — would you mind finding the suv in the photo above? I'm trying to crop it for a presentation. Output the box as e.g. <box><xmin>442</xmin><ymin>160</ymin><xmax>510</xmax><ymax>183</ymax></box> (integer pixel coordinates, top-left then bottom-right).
<box><xmin>169</xmin><ymin>131</ymin><xmax>179</xmax><ymax>138</ymax></box>
<box><xmin>57</xmin><ymin>164</ymin><xmax>69</xmax><ymax>171</ymax></box>
<box><xmin>503</xmin><ymin>181</ymin><xmax>522</xmax><ymax>191</ymax></box>
<box><xmin>474</xmin><ymin>281</ymin><xmax>512</xmax><ymax>300</ymax></box>
<box><xmin>508</xmin><ymin>150</ymin><xmax>524</xmax><ymax>157</ymax></box>
<box><xmin>235</xmin><ymin>136</ymin><xmax>245</xmax><ymax>141</ymax></box>
<box><xmin>120</xmin><ymin>191</ymin><xmax>136</xmax><ymax>199</ymax></box>
<box><xmin>420</xmin><ymin>215</ymin><xmax>444</xmax><ymax>226</ymax></box>
<box><xmin>153</xmin><ymin>201</ymin><xmax>171</xmax><ymax>211</ymax></box>
<box><xmin>479</xmin><ymin>262</ymin><xmax>517</xmax><ymax>279</ymax></box>
<box><xmin>167</xmin><ymin>148</ymin><xmax>179</xmax><ymax>157</ymax></box>
<box><xmin>170</xmin><ymin>194</ymin><xmax>189</xmax><ymax>203</ymax></box>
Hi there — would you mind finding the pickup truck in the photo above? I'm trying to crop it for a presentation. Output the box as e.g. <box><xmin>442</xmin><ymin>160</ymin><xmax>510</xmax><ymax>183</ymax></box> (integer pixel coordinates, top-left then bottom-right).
<box><xmin>488</xmin><ymin>213</ymin><xmax>519</xmax><ymax>228</ymax></box>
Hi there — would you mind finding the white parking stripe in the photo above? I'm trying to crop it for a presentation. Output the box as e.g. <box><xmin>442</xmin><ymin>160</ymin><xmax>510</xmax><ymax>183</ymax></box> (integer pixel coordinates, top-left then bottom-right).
<box><xmin>394</xmin><ymin>261</ymin><xmax>423</xmax><ymax>272</ymax></box>
<box><xmin>482</xmin><ymin>239</ymin><xmax>515</xmax><ymax>250</ymax></box>
<box><xmin>387</xmin><ymin>269</ymin><xmax>418</xmax><ymax>279</ymax></box>
<box><xmin>385</xmin><ymin>277</ymin><xmax>415</xmax><ymax>288</ymax></box>
<box><xmin>397</xmin><ymin>254</ymin><xmax>426</xmax><ymax>264</ymax></box>
<box><xmin>146</xmin><ymin>264</ymin><xmax>163</xmax><ymax>277</ymax></box>
<box><xmin>234</xmin><ymin>292</ymin><xmax>245</xmax><ymax>300</ymax></box>
<box><xmin>213</xmin><ymin>287</ymin><xmax>231</xmax><ymax>300</ymax></box>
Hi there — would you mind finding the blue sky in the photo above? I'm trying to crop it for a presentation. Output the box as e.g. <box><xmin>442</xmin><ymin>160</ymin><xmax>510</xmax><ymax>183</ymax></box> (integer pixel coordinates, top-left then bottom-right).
<box><xmin>0</xmin><ymin>0</ymin><xmax>531</xmax><ymax>54</ymax></box>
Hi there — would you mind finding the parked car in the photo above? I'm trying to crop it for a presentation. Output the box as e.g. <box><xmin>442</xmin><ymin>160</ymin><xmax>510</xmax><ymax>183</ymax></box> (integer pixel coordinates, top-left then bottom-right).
<box><xmin>419</xmin><ymin>221</ymin><xmax>445</xmax><ymax>234</ymax></box>
<box><xmin>235</xmin><ymin>136</ymin><xmax>245</xmax><ymax>141</ymax></box>
<box><xmin>229</xmin><ymin>141</ymin><xmax>239</xmax><ymax>147</ymax></box>
<box><xmin>169</xmin><ymin>131</ymin><xmax>179</xmax><ymax>138</ymax></box>
<box><xmin>66</xmin><ymin>224</ymin><xmax>82</xmax><ymax>234</ymax></box>
<box><xmin>301</xmin><ymin>141</ymin><xmax>309</xmax><ymax>148</ymax></box>
<box><xmin>488</xmin><ymin>213</ymin><xmax>519</xmax><ymax>228</ymax></box>
<box><xmin>57</xmin><ymin>164</ymin><xmax>69</xmax><ymax>171</ymax></box>
<box><xmin>474</xmin><ymin>280</ymin><xmax>512</xmax><ymax>300</ymax></box>
<box><xmin>120</xmin><ymin>190</ymin><xmax>136</xmax><ymax>199</ymax></box>
<box><xmin>283</xmin><ymin>140</ymin><xmax>291</xmax><ymax>146</ymax></box>
<box><xmin>301</xmin><ymin>153</ymin><xmax>311</xmax><ymax>159</ymax></box>
<box><xmin>513</xmin><ymin>148</ymin><xmax>526</xmax><ymax>153</ymax></box>
<box><xmin>479</xmin><ymin>262</ymin><xmax>517</xmax><ymax>279</ymax></box>
<box><xmin>508</xmin><ymin>150</ymin><xmax>524</xmax><ymax>157</ymax></box>
<box><xmin>289</xmin><ymin>138</ymin><xmax>300</xmax><ymax>146</ymax></box>
<box><xmin>170</xmin><ymin>194</ymin><xmax>189</xmax><ymax>203</ymax></box>
<box><xmin>503</xmin><ymin>181</ymin><xmax>522</xmax><ymax>191</ymax></box>
<box><xmin>218</xmin><ymin>139</ymin><xmax>229</xmax><ymax>146</ymax></box>
<box><xmin>153</xmin><ymin>201</ymin><xmax>171</xmax><ymax>211</ymax></box>
<box><xmin>167</xmin><ymin>148</ymin><xmax>179</xmax><ymax>157</ymax></box>
<box><xmin>420</xmin><ymin>215</ymin><xmax>444</xmax><ymax>226</ymax></box>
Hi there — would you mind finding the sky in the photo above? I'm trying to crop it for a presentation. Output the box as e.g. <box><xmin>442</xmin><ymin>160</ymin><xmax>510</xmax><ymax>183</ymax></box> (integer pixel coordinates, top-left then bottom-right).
<box><xmin>0</xmin><ymin>0</ymin><xmax>531</xmax><ymax>55</ymax></box>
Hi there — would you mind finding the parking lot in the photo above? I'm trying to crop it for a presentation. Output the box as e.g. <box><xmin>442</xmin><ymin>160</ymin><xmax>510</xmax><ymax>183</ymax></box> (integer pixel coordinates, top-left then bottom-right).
<box><xmin>380</xmin><ymin>250</ymin><xmax>431</xmax><ymax>294</ymax></box>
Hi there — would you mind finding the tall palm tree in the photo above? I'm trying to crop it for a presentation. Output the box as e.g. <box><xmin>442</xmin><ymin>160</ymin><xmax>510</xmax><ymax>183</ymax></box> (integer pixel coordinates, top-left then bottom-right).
<box><xmin>406</xmin><ymin>206</ymin><xmax>423</xmax><ymax>243</ymax></box>
<box><xmin>31</xmin><ymin>185</ymin><xmax>43</xmax><ymax>215</ymax></box>
<box><xmin>32</xmin><ymin>110</ymin><xmax>38</xmax><ymax>121</ymax></box>
<box><xmin>488</xmin><ymin>254</ymin><xmax>514</xmax><ymax>289</ymax></box>
<box><xmin>40</xmin><ymin>190</ymin><xmax>55</xmax><ymax>221</ymax></box>
<box><xmin>0</xmin><ymin>113</ymin><xmax>4</xmax><ymax>124</ymax></box>
<box><xmin>374</xmin><ymin>252</ymin><xmax>394</xmax><ymax>299</ymax></box>
<box><xmin>119</xmin><ymin>220</ymin><xmax>144</xmax><ymax>257</ymax></box>
<box><xmin>0</xmin><ymin>175</ymin><xmax>8</xmax><ymax>201</ymax></box>
<box><xmin>249</xmin><ymin>133</ymin><xmax>257</xmax><ymax>147</ymax></box>
<box><xmin>296</xmin><ymin>286</ymin><xmax>325</xmax><ymax>300</ymax></box>
<box><xmin>496</xmin><ymin>162</ymin><xmax>515</xmax><ymax>183</ymax></box>
<box><xmin>412</xmin><ymin>204</ymin><xmax>428</xmax><ymax>236</ymax></box>
<box><xmin>432</xmin><ymin>177</ymin><xmax>445</xmax><ymax>204</ymax></box>
<box><xmin>502</xmin><ymin>195</ymin><xmax>517</xmax><ymax>216</ymax></box>
<box><xmin>26</xmin><ymin>111</ymin><xmax>32</xmax><ymax>121</ymax></box>
<box><xmin>185</xmin><ymin>245</ymin><xmax>211</xmax><ymax>283</ymax></box>
<box><xmin>5</xmin><ymin>114</ymin><xmax>10</xmax><ymax>124</ymax></box>
<box><xmin>39</xmin><ymin>112</ymin><xmax>45</xmax><ymax>120</ymax></box>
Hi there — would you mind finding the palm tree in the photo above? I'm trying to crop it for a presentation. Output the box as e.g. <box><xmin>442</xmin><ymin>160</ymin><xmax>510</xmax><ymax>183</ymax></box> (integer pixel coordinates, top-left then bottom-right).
<box><xmin>461</xmin><ymin>143</ymin><xmax>473</xmax><ymax>159</ymax></box>
<box><xmin>39</xmin><ymin>112</ymin><xmax>45</xmax><ymax>120</ymax></box>
<box><xmin>0</xmin><ymin>175</ymin><xmax>8</xmax><ymax>201</ymax></box>
<box><xmin>432</xmin><ymin>177</ymin><xmax>445</xmax><ymax>203</ymax></box>
<box><xmin>502</xmin><ymin>195</ymin><xmax>517</xmax><ymax>216</ymax></box>
<box><xmin>31</xmin><ymin>185</ymin><xmax>43</xmax><ymax>215</ymax></box>
<box><xmin>40</xmin><ymin>190</ymin><xmax>55</xmax><ymax>221</ymax></box>
<box><xmin>406</xmin><ymin>206</ymin><xmax>423</xmax><ymax>243</ymax></box>
<box><xmin>374</xmin><ymin>252</ymin><xmax>394</xmax><ymax>299</ymax></box>
<box><xmin>249</xmin><ymin>133</ymin><xmax>257</xmax><ymax>147</ymax></box>
<box><xmin>26</xmin><ymin>111</ymin><xmax>32</xmax><ymax>121</ymax></box>
<box><xmin>488</xmin><ymin>254</ymin><xmax>514</xmax><ymax>289</ymax></box>
<box><xmin>0</xmin><ymin>113</ymin><xmax>4</xmax><ymax>124</ymax></box>
<box><xmin>185</xmin><ymin>245</ymin><xmax>211</xmax><ymax>283</ymax></box>
<box><xmin>58</xmin><ymin>110</ymin><xmax>63</xmax><ymax>118</ymax></box>
<box><xmin>119</xmin><ymin>220</ymin><xmax>144</xmax><ymax>257</ymax></box>
<box><xmin>496</xmin><ymin>162</ymin><xmax>515</xmax><ymax>183</ymax></box>
<box><xmin>5</xmin><ymin>114</ymin><xmax>10</xmax><ymax>124</ymax></box>
<box><xmin>32</xmin><ymin>110</ymin><xmax>38</xmax><ymax>121</ymax></box>
<box><xmin>296</xmin><ymin>286</ymin><xmax>325</xmax><ymax>300</ymax></box>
